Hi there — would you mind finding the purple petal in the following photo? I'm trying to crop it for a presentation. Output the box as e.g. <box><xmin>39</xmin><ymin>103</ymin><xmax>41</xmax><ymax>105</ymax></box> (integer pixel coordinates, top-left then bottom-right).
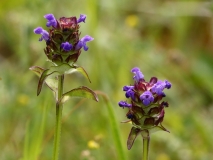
<box><xmin>142</xmin><ymin>99</ymin><xmax>150</xmax><ymax>106</ymax></box>
<box><xmin>140</xmin><ymin>91</ymin><xmax>154</xmax><ymax>106</ymax></box>
<box><xmin>131</xmin><ymin>67</ymin><xmax>140</xmax><ymax>73</ymax></box>
<box><xmin>44</xmin><ymin>14</ymin><xmax>55</xmax><ymax>20</ymax></box>
<box><xmin>118</xmin><ymin>101</ymin><xmax>132</xmax><ymax>108</ymax></box>
<box><xmin>34</xmin><ymin>27</ymin><xmax>43</xmax><ymax>34</ymax></box>
<box><xmin>33</xmin><ymin>27</ymin><xmax>49</xmax><ymax>41</ymax></box>
<box><xmin>123</xmin><ymin>85</ymin><xmax>134</xmax><ymax>91</ymax></box>
<box><xmin>81</xmin><ymin>35</ymin><xmax>94</xmax><ymax>42</ymax></box>
<box><xmin>75</xmin><ymin>35</ymin><xmax>94</xmax><ymax>51</ymax></box>
<box><xmin>151</xmin><ymin>80</ymin><xmax>166</xmax><ymax>95</ymax></box>
<box><xmin>44</xmin><ymin>13</ymin><xmax>57</xmax><ymax>27</ymax></box>
<box><xmin>41</xmin><ymin>30</ymin><xmax>49</xmax><ymax>41</ymax></box>
<box><xmin>61</xmin><ymin>42</ymin><xmax>73</xmax><ymax>51</ymax></box>
<box><xmin>125</xmin><ymin>90</ymin><xmax>135</xmax><ymax>99</ymax></box>
<box><xmin>131</xmin><ymin>67</ymin><xmax>144</xmax><ymax>82</ymax></box>
<box><xmin>165</xmin><ymin>80</ymin><xmax>171</xmax><ymax>89</ymax></box>
<box><xmin>77</xmin><ymin>14</ymin><xmax>86</xmax><ymax>23</ymax></box>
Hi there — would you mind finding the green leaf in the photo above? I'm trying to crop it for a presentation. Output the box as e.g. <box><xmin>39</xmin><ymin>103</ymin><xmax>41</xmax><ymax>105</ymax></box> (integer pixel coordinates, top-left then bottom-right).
<box><xmin>127</xmin><ymin>127</ymin><xmax>141</xmax><ymax>150</ymax></box>
<box><xmin>60</xmin><ymin>86</ymin><xmax>98</xmax><ymax>104</ymax></box>
<box><xmin>30</xmin><ymin>63</ymin><xmax>91</xmax><ymax>96</ymax></box>
<box><xmin>50</xmin><ymin>63</ymin><xmax>91</xmax><ymax>83</ymax></box>
<box><xmin>30</xmin><ymin>66</ymin><xmax>58</xmax><ymax>97</ymax></box>
<box><xmin>72</xmin><ymin>66</ymin><xmax>91</xmax><ymax>83</ymax></box>
<box><xmin>37</xmin><ymin>69</ymin><xmax>60</xmax><ymax>96</ymax></box>
<box><xmin>149</xmin><ymin>124</ymin><xmax>170</xmax><ymax>134</ymax></box>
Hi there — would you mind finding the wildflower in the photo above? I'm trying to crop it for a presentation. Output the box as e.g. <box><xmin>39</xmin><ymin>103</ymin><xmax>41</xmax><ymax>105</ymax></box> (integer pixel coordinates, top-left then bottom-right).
<box><xmin>151</xmin><ymin>80</ymin><xmax>172</xmax><ymax>96</ymax></box>
<box><xmin>123</xmin><ymin>85</ymin><xmax>134</xmax><ymax>91</ymax></box>
<box><xmin>31</xmin><ymin>13</ymin><xmax>98</xmax><ymax>160</ymax></box>
<box><xmin>165</xmin><ymin>80</ymin><xmax>172</xmax><ymax>89</ymax></box>
<box><xmin>61</xmin><ymin>42</ymin><xmax>72</xmax><ymax>51</ymax></box>
<box><xmin>118</xmin><ymin>67</ymin><xmax>171</xmax><ymax>149</ymax></box>
<box><xmin>75</xmin><ymin>35</ymin><xmax>94</xmax><ymax>51</ymax></box>
<box><xmin>33</xmin><ymin>13</ymin><xmax>94</xmax><ymax>65</ymax></box>
<box><xmin>118</xmin><ymin>101</ymin><xmax>132</xmax><ymax>108</ymax></box>
<box><xmin>140</xmin><ymin>91</ymin><xmax>154</xmax><ymax>106</ymax></box>
<box><xmin>77</xmin><ymin>14</ymin><xmax>86</xmax><ymax>23</ymax></box>
<box><xmin>44</xmin><ymin>14</ymin><xmax>57</xmax><ymax>28</ymax></box>
<box><xmin>33</xmin><ymin>27</ymin><xmax>49</xmax><ymax>41</ymax></box>
<box><xmin>131</xmin><ymin>67</ymin><xmax>144</xmax><ymax>82</ymax></box>
<box><xmin>125</xmin><ymin>89</ymin><xmax>135</xmax><ymax>99</ymax></box>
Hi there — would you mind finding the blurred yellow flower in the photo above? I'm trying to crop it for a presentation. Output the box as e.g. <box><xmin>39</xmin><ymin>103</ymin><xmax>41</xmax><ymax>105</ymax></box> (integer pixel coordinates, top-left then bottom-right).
<box><xmin>125</xmin><ymin>15</ymin><xmax>139</xmax><ymax>28</ymax></box>
<box><xmin>87</xmin><ymin>140</ymin><xmax>100</xmax><ymax>149</ymax></box>
<box><xmin>17</xmin><ymin>94</ymin><xmax>29</xmax><ymax>106</ymax></box>
<box><xmin>156</xmin><ymin>153</ymin><xmax>170</xmax><ymax>160</ymax></box>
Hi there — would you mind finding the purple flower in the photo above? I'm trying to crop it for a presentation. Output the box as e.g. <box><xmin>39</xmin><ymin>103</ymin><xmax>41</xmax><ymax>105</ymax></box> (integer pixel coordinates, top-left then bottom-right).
<box><xmin>33</xmin><ymin>27</ymin><xmax>49</xmax><ymax>41</ymax></box>
<box><xmin>140</xmin><ymin>91</ymin><xmax>154</xmax><ymax>106</ymax></box>
<box><xmin>118</xmin><ymin>101</ymin><xmax>132</xmax><ymax>108</ymax></box>
<box><xmin>75</xmin><ymin>35</ymin><xmax>94</xmax><ymax>51</ymax></box>
<box><xmin>125</xmin><ymin>89</ymin><xmax>135</xmax><ymax>99</ymax></box>
<box><xmin>61</xmin><ymin>42</ymin><xmax>72</xmax><ymax>51</ymax></box>
<box><xmin>165</xmin><ymin>80</ymin><xmax>171</xmax><ymax>89</ymax></box>
<box><xmin>77</xmin><ymin>14</ymin><xmax>86</xmax><ymax>23</ymax></box>
<box><xmin>131</xmin><ymin>67</ymin><xmax>144</xmax><ymax>82</ymax></box>
<box><xmin>123</xmin><ymin>85</ymin><xmax>134</xmax><ymax>91</ymax></box>
<box><xmin>44</xmin><ymin>14</ymin><xmax>57</xmax><ymax>28</ymax></box>
<box><xmin>151</xmin><ymin>80</ymin><xmax>169</xmax><ymax>95</ymax></box>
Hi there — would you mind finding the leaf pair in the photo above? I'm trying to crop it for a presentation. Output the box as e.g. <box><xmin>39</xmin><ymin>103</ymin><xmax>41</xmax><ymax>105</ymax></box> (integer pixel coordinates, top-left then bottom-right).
<box><xmin>127</xmin><ymin>125</ymin><xmax>169</xmax><ymax>150</ymax></box>
<box><xmin>29</xmin><ymin>63</ymin><xmax>98</xmax><ymax>104</ymax></box>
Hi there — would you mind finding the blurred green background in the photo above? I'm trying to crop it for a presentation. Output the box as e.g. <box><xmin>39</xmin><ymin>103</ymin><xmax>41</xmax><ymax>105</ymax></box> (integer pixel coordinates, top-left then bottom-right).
<box><xmin>1</xmin><ymin>0</ymin><xmax>213</xmax><ymax>160</ymax></box>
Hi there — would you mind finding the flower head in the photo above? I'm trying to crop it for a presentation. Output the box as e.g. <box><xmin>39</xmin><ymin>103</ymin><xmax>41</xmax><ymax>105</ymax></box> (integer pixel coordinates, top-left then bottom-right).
<box><xmin>59</xmin><ymin>17</ymin><xmax>77</xmax><ymax>29</ymax></box>
<box><xmin>118</xmin><ymin>67</ymin><xmax>172</xmax><ymax>149</ymax></box>
<box><xmin>44</xmin><ymin>14</ymin><xmax>57</xmax><ymax>28</ymax></box>
<box><xmin>33</xmin><ymin>14</ymin><xmax>94</xmax><ymax>65</ymax></box>
<box><xmin>75</xmin><ymin>35</ymin><xmax>94</xmax><ymax>51</ymax></box>
<box><xmin>33</xmin><ymin>27</ymin><xmax>49</xmax><ymax>41</ymax></box>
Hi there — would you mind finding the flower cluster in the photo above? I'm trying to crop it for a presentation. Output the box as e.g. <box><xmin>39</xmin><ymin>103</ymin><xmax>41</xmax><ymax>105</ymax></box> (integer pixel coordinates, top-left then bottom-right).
<box><xmin>34</xmin><ymin>14</ymin><xmax>93</xmax><ymax>65</ymax></box>
<box><xmin>118</xmin><ymin>67</ymin><xmax>171</xmax><ymax>149</ymax></box>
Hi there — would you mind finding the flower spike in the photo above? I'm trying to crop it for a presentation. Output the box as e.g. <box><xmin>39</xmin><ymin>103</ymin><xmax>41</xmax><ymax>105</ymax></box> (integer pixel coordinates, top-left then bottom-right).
<box><xmin>33</xmin><ymin>14</ymin><xmax>94</xmax><ymax>65</ymax></box>
<box><xmin>118</xmin><ymin>67</ymin><xmax>172</xmax><ymax>149</ymax></box>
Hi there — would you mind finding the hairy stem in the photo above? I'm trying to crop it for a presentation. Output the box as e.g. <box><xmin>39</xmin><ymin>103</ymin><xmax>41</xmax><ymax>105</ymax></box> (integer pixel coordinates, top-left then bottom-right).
<box><xmin>142</xmin><ymin>130</ymin><xmax>150</xmax><ymax>160</ymax></box>
<box><xmin>52</xmin><ymin>75</ymin><xmax>64</xmax><ymax>160</ymax></box>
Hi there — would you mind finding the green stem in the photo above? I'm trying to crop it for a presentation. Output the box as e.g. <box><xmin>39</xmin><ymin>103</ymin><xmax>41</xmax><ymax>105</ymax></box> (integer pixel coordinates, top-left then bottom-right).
<box><xmin>95</xmin><ymin>91</ymin><xmax>127</xmax><ymax>160</ymax></box>
<box><xmin>142</xmin><ymin>130</ymin><xmax>150</xmax><ymax>160</ymax></box>
<box><xmin>52</xmin><ymin>75</ymin><xmax>64</xmax><ymax>160</ymax></box>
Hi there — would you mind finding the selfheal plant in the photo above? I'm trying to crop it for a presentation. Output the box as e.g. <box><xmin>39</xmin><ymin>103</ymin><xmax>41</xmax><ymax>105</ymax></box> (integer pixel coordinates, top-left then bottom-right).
<box><xmin>118</xmin><ymin>67</ymin><xmax>171</xmax><ymax>160</ymax></box>
<box><xmin>30</xmin><ymin>14</ymin><xmax>98</xmax><ymax>160</ymax></box>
